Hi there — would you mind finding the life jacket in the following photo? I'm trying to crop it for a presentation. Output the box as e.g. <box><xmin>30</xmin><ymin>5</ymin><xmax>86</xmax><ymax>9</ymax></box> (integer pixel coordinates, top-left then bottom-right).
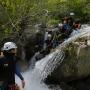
<box><xmin>0</xmin><ymin>54</ymin><xmax>17</xmax><ymax>89</ymax></box>
<box><xmin>62</xmin><ymin>23</ymin><xmax>71</xmax><ymax>32</ymax></box>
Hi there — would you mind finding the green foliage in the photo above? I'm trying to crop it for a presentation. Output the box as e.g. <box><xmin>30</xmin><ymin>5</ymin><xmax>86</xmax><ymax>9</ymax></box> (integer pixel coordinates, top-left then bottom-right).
<box><xmin>48</xmin><ymin>19</ymin><xmax>59</xmax><ymax>26</ymax></box>
<box><xmin>0</xmin><ymin>0</ymin><xmax>90</xmax><ymax>42</ymax></box>
<box><xmin>45</xmin><ymin>0</ymin><xmax>90</xmax><ymax>23</ymax></box>
<box><xmin>0</xmin><ymin>0</ymin><xmax>37</xmax><ymax>41</ymax></box>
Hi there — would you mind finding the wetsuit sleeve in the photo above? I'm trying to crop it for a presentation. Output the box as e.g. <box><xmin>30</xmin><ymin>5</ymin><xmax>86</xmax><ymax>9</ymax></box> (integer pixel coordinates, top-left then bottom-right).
<box><xmin>15</xmin><ymin>64</ymin><xmax>24</xmax><ymax>80</ymax></box>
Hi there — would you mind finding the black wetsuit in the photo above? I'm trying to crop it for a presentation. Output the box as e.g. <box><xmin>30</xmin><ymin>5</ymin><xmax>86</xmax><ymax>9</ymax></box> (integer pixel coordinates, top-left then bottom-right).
<box><xmin>0</xmin><ymin>54</ymin><xmax>16</xmax><ymax>90</ymax></box>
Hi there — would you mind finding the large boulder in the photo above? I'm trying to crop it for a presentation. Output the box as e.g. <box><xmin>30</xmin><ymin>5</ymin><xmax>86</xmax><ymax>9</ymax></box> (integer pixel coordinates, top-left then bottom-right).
<box><xmin>46</xmin><ymin>39</ymin><xmax>90</xmax><ymax>83</ymax></box>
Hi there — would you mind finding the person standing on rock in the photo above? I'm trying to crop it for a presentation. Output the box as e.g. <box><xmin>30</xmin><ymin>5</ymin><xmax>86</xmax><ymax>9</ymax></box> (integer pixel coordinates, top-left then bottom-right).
<box><xmin>0</xmin><ymin>42</ymin><xmax>25</xmax><ymax>90</ymax></box>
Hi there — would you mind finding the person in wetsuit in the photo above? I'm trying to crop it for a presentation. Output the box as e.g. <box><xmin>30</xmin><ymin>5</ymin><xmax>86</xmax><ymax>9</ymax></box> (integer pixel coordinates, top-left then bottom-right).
<box><xmin>0</xmin><ymin>42</ymin><xmax>25</xmax><ymax>90</ymax></box>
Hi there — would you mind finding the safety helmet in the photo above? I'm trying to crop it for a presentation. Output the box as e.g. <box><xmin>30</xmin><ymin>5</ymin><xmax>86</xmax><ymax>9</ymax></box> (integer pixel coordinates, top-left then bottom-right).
<box><xmin>2</xmin><ymin>42</ymin><xmax>17</xmax><ymax>51</ymax></box>
<box><xmin>70</xmin><ymin>12</ymin><xmax>75</xmax><ymax>16</ymax></box>
<box><xmin>48</xmin><ymin>34</ymin><xmax>52</xmax><ymax>38</ymax></box>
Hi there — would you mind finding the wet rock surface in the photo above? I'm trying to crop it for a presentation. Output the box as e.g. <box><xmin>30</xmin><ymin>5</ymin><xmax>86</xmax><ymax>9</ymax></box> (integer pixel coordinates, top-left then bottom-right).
<box><xmin>46</xmin><ymin>43</ymin><xmax>90</xmax><ymax>81</ymax></box>
<box><xmin>66</xmin><ymin>76</ymin><xmax>90</xmax><ymax>90</ymax></box>
<box><xmin>45</xmin><ymin>40</ymin><xmax>90</xmax><ymax>90</ymax></box>
<box><xmin>46</xmin><ymin>76</ymin><xmax>90</xmax><ymax>90</ymax></box>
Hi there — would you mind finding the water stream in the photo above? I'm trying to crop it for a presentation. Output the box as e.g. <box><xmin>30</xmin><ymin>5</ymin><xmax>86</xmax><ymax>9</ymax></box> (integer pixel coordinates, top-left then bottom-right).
<box><xmin>16</xmin><ymin>26</ymin><xmax>90</xmax><ymax>90</ymax></box>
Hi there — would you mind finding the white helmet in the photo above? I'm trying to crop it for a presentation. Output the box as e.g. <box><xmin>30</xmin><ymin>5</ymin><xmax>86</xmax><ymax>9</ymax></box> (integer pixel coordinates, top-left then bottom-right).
<box><xmin>70</xmin><ymin>12</ymin><xmax>75</xmax><ymax>16</ymax></box>
<box><xmin>48</xmin><ymin>34</ymin><xmax>52</xmax><ymax>38</ymax></box>
<box><xmin>2</xmin><ymin>42</ymin><xmax>17</xmax><ymax>51</ymax></box>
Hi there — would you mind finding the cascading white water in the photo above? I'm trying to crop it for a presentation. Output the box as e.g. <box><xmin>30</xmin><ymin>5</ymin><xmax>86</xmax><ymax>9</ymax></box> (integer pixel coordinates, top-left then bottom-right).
<box><xmin>36</xmin><ymin>26</ymin><xmax>90</xmax><ymax>80</ymax></box>
<box><xmin>16</xmin><ymin>53</ymin><xmax>62</xmax><ymax>90</ymax></box>
<box><xmin>16</xmin><ymin>26</ymin><xmax>90</xmax><ymax>90</ymax></box>
<box><xmin>16</xmin><ymin>69</ymin><xmax>54</xmax><ymax>90</ymax></box>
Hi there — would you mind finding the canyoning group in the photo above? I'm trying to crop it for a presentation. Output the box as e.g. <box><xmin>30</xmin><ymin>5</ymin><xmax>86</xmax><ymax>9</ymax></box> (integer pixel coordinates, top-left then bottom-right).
<box><xmin>0</xmin><ymin>13</ymin><xmax>81</xmax><ymax>90</ymax></box>
<box><xmin>32</xmin><ymin>13</ymin><xmax>81</xmax><ymax>61</ymax></box>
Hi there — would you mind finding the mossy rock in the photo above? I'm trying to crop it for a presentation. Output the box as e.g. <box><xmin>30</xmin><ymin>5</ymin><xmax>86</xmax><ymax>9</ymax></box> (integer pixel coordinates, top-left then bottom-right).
<box><xmin>46</xmin><ymin>42</ymin><xmax>90</xmax><ymax>83</ymax></box>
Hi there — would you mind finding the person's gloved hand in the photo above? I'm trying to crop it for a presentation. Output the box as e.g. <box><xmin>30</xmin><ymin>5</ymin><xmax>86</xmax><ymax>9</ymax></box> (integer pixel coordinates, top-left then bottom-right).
<box><xmin>21</xmin><ymin>80</ymin><xmax>25</xmax><ymax>88</ymax></box>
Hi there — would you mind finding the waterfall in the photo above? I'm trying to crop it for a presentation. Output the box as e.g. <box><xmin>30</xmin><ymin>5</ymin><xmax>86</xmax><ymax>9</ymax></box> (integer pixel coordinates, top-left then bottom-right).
<box><xmin>16</xmin><ymin>26</ymin><xmax>90</xmax><ymax>90</ymax></box>
<box><xmin>36</xmin><ymin>26</ymin><xmax>90</xmax><ymax>80</ymax></box>
<box><xmin>16</xmin><ymin>53</ymin><xmax>62</xmax><ymax>90</ymax></box>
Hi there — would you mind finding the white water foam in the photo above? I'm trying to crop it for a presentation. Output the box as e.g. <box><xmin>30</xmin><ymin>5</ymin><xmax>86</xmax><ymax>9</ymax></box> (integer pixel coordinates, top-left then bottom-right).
<box><xmin>16</xmin><ymin>26</ymin><xmax>90</xmax><ymax>90</ymax></box>
<box><xmin>36</xmin><ymin>26</ymin><xmax>90</xmax><ymax>79</ymax></box>
<box><xmin>16</xmin><ymin>69</ymin><xmax>56</xmax><ymax>90</ymax></box>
